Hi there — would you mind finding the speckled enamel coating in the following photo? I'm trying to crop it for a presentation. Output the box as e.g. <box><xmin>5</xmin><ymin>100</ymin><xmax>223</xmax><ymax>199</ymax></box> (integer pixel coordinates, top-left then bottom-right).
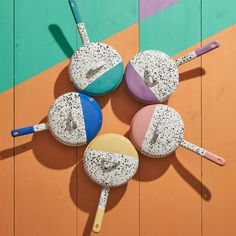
<box><xmin>34</xmin><ymin>123</ymin><xmax>48</xmax><ymax>132</ymax></box>
<box><xmin>140</xmin><ymin>105</ymin><xmax>184</xmax><ymax>157</ymax></box>
<box><xmin>125</xmin><ymin>50</ymin><xmax>179</xmax><ymax>103</ymax></box>
<box><xmin>181</xmin><ymin>139</ymin><xmax>205</xmax><ymax>156</ymax></box>
<box><xmin>175</xmin><ymin>51</ymin><xmax>197</xmax><ymax>66</ymax></box>
<box><xmin>47</xmin><ymin>92</ymin><xmax>87</xmax><ymax>146</ymax></box>
<box><xmin>98</xmin><ymin>187</ymin><xmax>110</xmax><ymax>209</ymax></box>
<box><xmin>130</xmin><ymin>104</ymin><xmax>226</xmax><ymax>166</ymax></box>
<box><xmin>84</xmin><ymin>149</ymin><xmax>139</xmax><ymax>187</ymax></box>
<box><xmin>77</xmin><ymin>23</ymin><xmax>90</xmax><ymax>45</ymax></box>
<box><xmin>69</xmin><ymin>42</ymin><xmax>123</xmax><ymax>95</ymax></box>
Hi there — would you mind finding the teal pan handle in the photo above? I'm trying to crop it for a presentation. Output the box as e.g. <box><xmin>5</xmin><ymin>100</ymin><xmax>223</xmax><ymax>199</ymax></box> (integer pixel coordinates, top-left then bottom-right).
<box><xmin>68</xmin><ymin>0</ymin><xmax>90</xmax><ymax>45</ymax></box>
<box><xmin>69</xmin><ymin>0</ymin><xmax>83</xmax><ymax>24</ymax></box>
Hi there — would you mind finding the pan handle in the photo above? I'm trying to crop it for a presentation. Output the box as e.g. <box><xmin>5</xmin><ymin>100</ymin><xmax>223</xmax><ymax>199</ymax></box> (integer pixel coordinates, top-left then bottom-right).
<box><xmin>68</xmin><ymin>0</ymin><xmax>90</xmax><ymax>45</ymax></box>
<box><xmin>11</xmin><ymin>123</ymin><xmax>48</xmax><ymax>137</ymax></box>
<box><xmin>93</xmin><ymin>186</ymin><xmax>110</xmax><ymax>233</ymax></box>
<box><xmin>180</xmin><ymin>139</ymin><xmax>226</xmax><ymax>166</ymax></box>
<box><xmin>175</xmin><ymin>40</ymin><xmax>220</xmax><ymax>66</ymax></box>
<box><xmin>68</xmin><ymin>0</ymin><xmax>82</xmax><ymax>24</ymax></box>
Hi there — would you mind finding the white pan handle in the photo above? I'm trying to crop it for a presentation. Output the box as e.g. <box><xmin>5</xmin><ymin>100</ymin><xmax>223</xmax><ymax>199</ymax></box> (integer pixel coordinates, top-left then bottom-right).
<box><xmin>68</xmin><ymin>0</ymin><xmax>90</xmax><ymax>45</ymax></box>
<box><xmin>93</xmin><ymin>186</ymin><xmax>110</xmax><ymax>233</ymax></box>
<box><xmin>180</xmin><ymin>139</ymin><xmax>225</xmax><ymax>166</ymax></box>
<box><xmin>175</xmin><ymin>40</ymin><xmax>220</xmax><ymax>66</ymax></box>
<box><xmin>11</xmin><ymin>123</ymin><xmax>48</xmax><ymax>137</ymax></box>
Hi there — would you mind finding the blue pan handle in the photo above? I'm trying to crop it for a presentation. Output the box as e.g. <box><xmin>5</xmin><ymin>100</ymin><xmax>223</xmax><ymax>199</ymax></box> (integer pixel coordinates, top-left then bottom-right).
<box><xmin>11</xmin><ymin>123</ymin><xmax>48</xmax><ymax>137</ymax></box>
<box><xmin>69</xmin><ymin>0</ymin><xmax>82</xmax><ymax>24</ymax></box>
<box><xmin>11</xmin><ymin>126</ymin><xmax>35</xmax><ymax>137</ymax></box>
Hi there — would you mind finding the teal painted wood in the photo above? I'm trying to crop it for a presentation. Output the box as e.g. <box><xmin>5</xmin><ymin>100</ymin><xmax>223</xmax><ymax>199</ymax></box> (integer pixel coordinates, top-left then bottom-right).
<box><xmin>14</xmin><ymin>0</ymin><xmax>77</xmax><ymax>94</ymax></box>
<box><xmin>140</xmin><ymin>0</ymin><xmax>202</xmax><ymax>55</ymax></box>
<box><xmin>0</xmin><ymin>0</ymin><xmax>14</xmax><ymax>93</ymax></box>
<box><xmin>0</xmin><ymin>0</ymin><xmax>138</xmax><ymax>94</ymax></box>
<box><xmin>140</xmin><ymin>0</ymin><xmax>236</xmax><ymax>56</ymax></box>
<box><xmin>202</xmin><ymin>0</ymin><xmax>236</xmax><ymax>39</ymax></box>
<box><xmin>0</xmin><ymin>0</ymin><xmax>14</xmax><ymax>235</ymax></box>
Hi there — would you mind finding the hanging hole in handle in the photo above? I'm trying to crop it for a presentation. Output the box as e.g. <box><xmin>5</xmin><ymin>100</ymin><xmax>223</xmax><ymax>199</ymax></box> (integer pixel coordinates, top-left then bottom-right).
<box><xmin>95</xmin><ymin>224</ymin><xmax>99</xmax><ymax>228</ymax></box>
<box><xmin>210</xmin><ymin>43</ymin><xmax>216</xmax><ymax>48</ymax></box>
<box><xmin>71</xmin><ymin>2</ymin><xmax>75</xmax><ymax>7</ymax></box>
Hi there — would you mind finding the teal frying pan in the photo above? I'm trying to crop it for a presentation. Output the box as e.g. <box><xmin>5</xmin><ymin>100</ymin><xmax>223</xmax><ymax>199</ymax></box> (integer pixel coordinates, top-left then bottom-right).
<box><xmin>68</xmin><ymin>0</ymin><xmax>124</xmax><ymax>96</ymax></box>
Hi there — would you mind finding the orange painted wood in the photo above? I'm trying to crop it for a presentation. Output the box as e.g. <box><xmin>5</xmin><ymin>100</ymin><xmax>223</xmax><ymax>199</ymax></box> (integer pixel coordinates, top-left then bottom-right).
<box><xmin>139</xmin><ymin>45</ymin><xmax>203</xmax><ymax>236</ymax></box>
<box><xmin>76</xmin><ymin>23</ymin><xmax>140</xmax><ymax>236</ymax></box>
<box><xmin>14</xmin><ymin>61</ymin><xmax>77</xmax><ymax>236</ymax></box>
<box><xmin>0</xmin><ymin>89</ymin><xmax>14</xmax><ymax>236</ymax></box>
<box><xmin>202</xmin><ymin>25</ymin><xmax>236</xmax><ymax>236</ymax></box>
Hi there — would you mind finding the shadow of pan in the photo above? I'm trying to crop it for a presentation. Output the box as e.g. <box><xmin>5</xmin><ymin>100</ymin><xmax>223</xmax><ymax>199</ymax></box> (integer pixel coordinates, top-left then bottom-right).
<box><xmin>70</xmin><ymin>160</ymin><xmax>127</xmax><ymax>236</ymax></box>
<box><xmin>48</xmin><ymin>24</ymin><xmax>74</xmax><ymax>59</ymax></box>
<box><xmin>133</xmin><ymin>151</ymin><xmax>211</xmax><ymax>201</ymax></box>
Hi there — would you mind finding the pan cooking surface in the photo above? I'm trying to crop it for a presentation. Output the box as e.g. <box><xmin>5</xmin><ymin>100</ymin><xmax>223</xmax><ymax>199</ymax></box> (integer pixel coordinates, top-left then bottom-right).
<box><xmin>126</xmin><ymin>50</ymin><xmax>179</xmax><ymax>102</ymax></box>
<box><xmin>69</xmin><ymin>42</ymin><xmax>123</xmax><ymax>94</ymax></box>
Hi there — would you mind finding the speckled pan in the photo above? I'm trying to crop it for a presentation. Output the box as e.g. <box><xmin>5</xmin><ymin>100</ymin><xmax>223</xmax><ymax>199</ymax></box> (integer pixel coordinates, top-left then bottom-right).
<box><xmin>125</xmin><ymin>41</ymin><xmax>220</xmax><ymax>104</ymax></box>
<box><xmin>68</xmin><ymin>0</ymin><xmax>124</xmax><ymax>96</ymax></box>
<box><xmin>83</xmin><ymin>133</ymin><xmax>139</xmax><ymax>233</ymax></box>
<box><xmin>130</xmin><ymin>104</ymin><xmax>225</xmax><ymax>166</ymax></box>
<box><xmin>11</xmin><ymin>92</ymin><xmax>102</xmax><ymax>146</ymax></box>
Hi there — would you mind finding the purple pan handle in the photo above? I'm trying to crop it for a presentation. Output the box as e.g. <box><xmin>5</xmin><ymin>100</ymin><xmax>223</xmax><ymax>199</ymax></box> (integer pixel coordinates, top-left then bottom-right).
<box><xmin>175</xmin><ymin>40</ymin><xmax>220</xmax><ymax>66</ymax></box>
<box><xmin>195</xmin><ymin>40</ymin><xmax>220</xmax><ymax>56</ymax></box>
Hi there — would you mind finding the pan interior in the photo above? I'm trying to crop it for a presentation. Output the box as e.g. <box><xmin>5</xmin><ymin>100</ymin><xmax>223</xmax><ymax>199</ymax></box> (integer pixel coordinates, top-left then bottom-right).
<box><xmin>129</xmin><ymin>50</ymin><xmax>179</xmax><ymax>102</ymax></box>
<box><xmin>69</xmin><ymin>42</ymin><xmax>123</xmax><ymax>95</ymax></box>
<box><xmin>141</xmin><ymin>104</ymin><xmax>184</xmax><ymax>158</ymax></box>
<box><xmin>83</xmin><ymin>134</ymin><xmax>139</xmax><ymax>187</ymax></box>
<box><xmin>47</xmin><ymin>92</ymin><xmax>87</xmax><ymax>146</ymax></box>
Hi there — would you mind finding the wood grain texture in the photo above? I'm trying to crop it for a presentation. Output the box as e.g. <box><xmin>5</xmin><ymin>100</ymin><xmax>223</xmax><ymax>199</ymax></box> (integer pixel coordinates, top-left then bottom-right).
<box><xmin>76</xmin><ymin>23</ymin><xmax>140</xmax><ymax>236</ymax></box>
<box><xmin>1</xmin><ymin>0</ymin><xmax>236</xmax><ymax>235</ymax></box>
<box><xmin>202</xmin><ymin>25</ymin><xmax>236</xmax><ymax>236</ymax></box>
<box><xmin>0</xmin><ymin>0</ymin><xmax>14</xmax><ymax>235</ymax></box>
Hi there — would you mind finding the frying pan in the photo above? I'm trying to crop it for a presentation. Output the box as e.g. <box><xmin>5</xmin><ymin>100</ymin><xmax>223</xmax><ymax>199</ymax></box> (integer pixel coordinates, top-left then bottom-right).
<box><xmin>83</xmin><ymin>133</ymin><xmax>139</xmax><ymax>233</ymax></box>
<box><xmin>130</xmin><ymin>104</ymin><xmax>225</xmax><ymax>166</ymax></box>
<box><xmin>125</xmin><ymin>41</ymin><xmax>220</xmax><ymax>103</ymax></box>
<box><xmin>11</xmin><ymin>92</ymin><xmax>102</xmax><ymax>146</ymax></box>
<box><xmin>68</xmin><ymin>0</ymin><xmax>124</xmax><ymax>96</ymax></box>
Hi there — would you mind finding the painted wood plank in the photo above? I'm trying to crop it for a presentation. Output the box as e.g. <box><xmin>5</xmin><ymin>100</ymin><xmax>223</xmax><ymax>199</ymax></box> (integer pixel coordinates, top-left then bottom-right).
<box><xmin>201</xmin><ymin>25</ymin><xmax>236</xmax><ymax>236</ymax></box>
<box><xmin>76</xmin><ymin>23</ymin><xmax>140</xmax><ymax>236</ymax></box>
<box><xmin>0</xmin><ymin>0</ymin><xmax>14</xmax><ymax>235</ymax></box>
<box><xmin>139</xmin><ymin>0</ymin><xmax>202</xmax><ymax>235</ymax></box>
<box><xmin>14</xmin><ymin>64</ymin><xmax>78</xmax><ymax>235</ymax></box>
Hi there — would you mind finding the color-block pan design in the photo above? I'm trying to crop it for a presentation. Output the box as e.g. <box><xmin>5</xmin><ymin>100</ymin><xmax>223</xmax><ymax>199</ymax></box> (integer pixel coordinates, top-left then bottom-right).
<box><xmin>11</xmin><ymin>92</ymin><xmax>102</xmax><ymax>146</ymax></box>
<box><xmin>125</xmin><ymin>41</ymin><xmax>220</xmax><ymax>103</ymax></box>
<box><xmin>68</xmin><ymin>0</ymin><xmax>124</xmax><ymax>96</ymax></box>
<box><xmin>130</xmin><ymin>104</ymin><xmax>225</xmax><ymax>166</ymax></box>
<box><xmin>83</xmin><ymin>133</ymin><xmax>139</xmax><ymax>233</ymax></box>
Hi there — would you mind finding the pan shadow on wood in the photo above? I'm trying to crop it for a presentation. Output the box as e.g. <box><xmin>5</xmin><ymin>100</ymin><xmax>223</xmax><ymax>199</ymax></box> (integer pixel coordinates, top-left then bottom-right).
<box><xmin>0</xmin><ymin>141</ymin><xmax>32</xmax><ymax>160</ymax></box>
<box><xmin>110</xmin><ymin>67</ymin><xmax>205</xmax><ymax>124</ymax></box>
<box><xmin>179</xmin><ymin>67</ymin><xmax>206</xmax><ymax>82</ymax></box>
<box><xmin>70</xmin><ymin>157</ymin><xmax>127</xmax><ymax>236</ymax></box>
<box><xmin>50</xmin><ymin>24</ymin><xmax>110</xmax><ymax>108</ymax></box>
<box><xmin>48</xmin><ymin>24</ymin><xmax>74</xmax><ymax>59</ymax></box>
<box><xmin>134</xmin><ymin>152</ymin><xmax>211</xmax><ymax>201</ymax></box>
<box><xmin>0</xmin><ymin>117</ymin><xmax>80</xmax><ymax>169</ymax></box>
<box><xmin>54</xmin><ymin>65</ymin><xmax>76</xmax><ymax>98</ymax></box>
<box><xmin>110</xmin><ymin>78</ymin><xmax>141</xmax><ymax>124</ymax></box>
<box><xmin>32</xmin><ymin>117</ymin><xmax>87</xmax><ymax>169</ymax></box>
<box><xmin>172</xmin><ymin>155</ymin><xmax>211</xmax><ymax>201</ymax></box>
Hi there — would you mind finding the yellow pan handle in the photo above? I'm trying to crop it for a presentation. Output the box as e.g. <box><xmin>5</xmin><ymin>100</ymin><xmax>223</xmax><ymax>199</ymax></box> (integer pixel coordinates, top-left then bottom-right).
<box><xmin>92</xmin><ymin>187</ymin><xmax>110</xmax><ymax>233</ymax></box>
<box><xmin>93</xmin><ymin>208</ymin><xmax>105</xmax><ymax>233</ymax></box>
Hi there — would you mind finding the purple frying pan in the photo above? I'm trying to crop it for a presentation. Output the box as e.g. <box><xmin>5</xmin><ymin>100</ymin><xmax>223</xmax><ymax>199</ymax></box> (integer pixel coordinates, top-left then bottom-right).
<box><xmin>125</xmin><ymin>41</ymin><xmax>220</xmax><ymax>104</ymax></box>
